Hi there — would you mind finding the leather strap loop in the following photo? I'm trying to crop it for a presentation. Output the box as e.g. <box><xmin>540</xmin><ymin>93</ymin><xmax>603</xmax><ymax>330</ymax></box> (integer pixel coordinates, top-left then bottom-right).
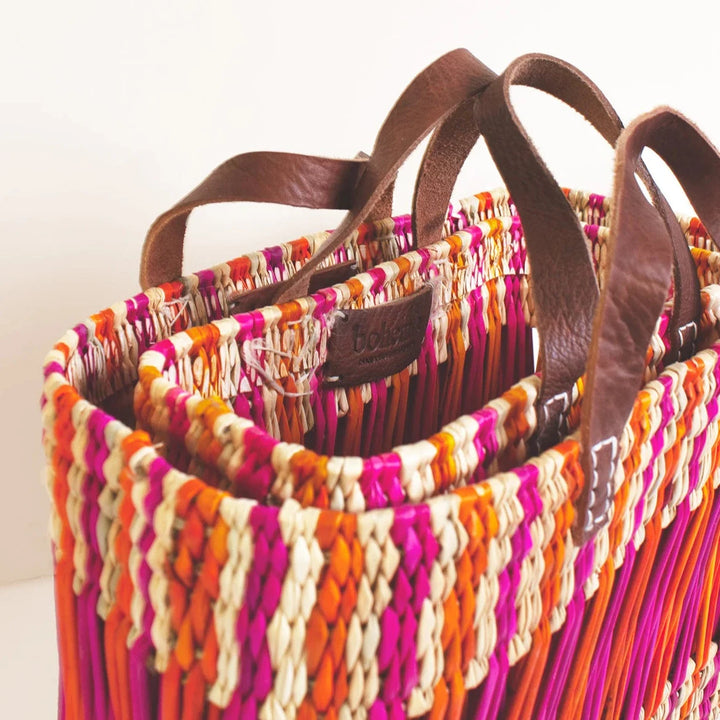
<box><xmin>471</xmin><ymin>54</ymin><xmax>701</xmax><ymax>450</ymax></box>
<box><xmin>577</xmin><ymin>107</ymin><xmax>716</xmax><ymax>543</ymax></box>
<box><xmin>273</xmin><ymin>49</ymin><xmax>497</xmax><ymax>303</ymax></box>
<box><xmin>139</xmin><ymin>152</ymin><xmax>395</xmax><ymax>290</ymax></box>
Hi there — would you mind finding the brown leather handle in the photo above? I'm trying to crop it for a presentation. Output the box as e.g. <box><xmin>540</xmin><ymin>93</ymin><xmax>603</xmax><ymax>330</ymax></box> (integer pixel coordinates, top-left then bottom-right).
<box><xmin>139</xmin><ymin>151</ymin><xmax>396</xmax><ymax>290</ymax></box>
<box><xmin>577</xmin><ymin>107</ymin><xmax>715</xmax><ymax>542</ymax></box>
<box><xmin>141</xmin><ymin>49</ymin><xmax>495</xmax><ymax>293</ymax></box>
<box><xmin>273</xmin><ymin>49</ymin><xmax>497</xmax><ymax>303</ymax></box>
<box><xmin>470</xmin><ymin>54</ymin><xmax>701</xmax><ymax>450</ymax></box>
<box><xmin>415</xmin><ymin>53</ymin><xmax>670</xmax><ymax>256</ymax></box>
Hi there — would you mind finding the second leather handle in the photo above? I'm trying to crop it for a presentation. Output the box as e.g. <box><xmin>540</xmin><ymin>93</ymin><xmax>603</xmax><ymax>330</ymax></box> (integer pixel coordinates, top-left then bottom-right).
<box><xmin>578</xmin><ymin>107</ymin><xmax>719</xmax><ymax>542</ymax></box>
<box><xmin>471</xmin><ymin>54</ymin><xmax>701</xmax><ymax>449</ymax></box>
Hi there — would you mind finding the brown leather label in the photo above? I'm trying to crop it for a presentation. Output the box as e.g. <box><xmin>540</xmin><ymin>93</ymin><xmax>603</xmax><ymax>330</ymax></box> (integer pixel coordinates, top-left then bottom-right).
<box><xmin>324</xmin><ymin>285</ymin><xmax>433</xmax><ymax>387</ymax></box>
<box><xmin>228</xmin><ymin>261</ymin><xmax>360</xmax><ymax>313</ymax></box>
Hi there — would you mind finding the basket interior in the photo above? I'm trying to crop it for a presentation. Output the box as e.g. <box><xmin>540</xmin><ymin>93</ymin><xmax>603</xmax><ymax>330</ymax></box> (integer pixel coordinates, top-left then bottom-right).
<box><xmin>54</xmin><ymin>190</ymin><xmax>718</xmax><ymax>489</ymax></box>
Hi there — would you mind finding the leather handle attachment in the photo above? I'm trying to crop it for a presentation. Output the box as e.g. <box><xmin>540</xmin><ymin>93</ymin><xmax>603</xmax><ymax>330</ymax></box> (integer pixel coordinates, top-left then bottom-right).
<box><xmin>578</xmin><ymin>107</ymin><xmax>718</xmax><ymax>542</ymax></box>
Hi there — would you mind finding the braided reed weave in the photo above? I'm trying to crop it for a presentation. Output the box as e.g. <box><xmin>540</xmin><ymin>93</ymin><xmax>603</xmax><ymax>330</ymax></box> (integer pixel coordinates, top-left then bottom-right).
<box><xmin>43</xmin><ymin>189</ymin><xmax>720</xmax><ymax>719</ymax></box>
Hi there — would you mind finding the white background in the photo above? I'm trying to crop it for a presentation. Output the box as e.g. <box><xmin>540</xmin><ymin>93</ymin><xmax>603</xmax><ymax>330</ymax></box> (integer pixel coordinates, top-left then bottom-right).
<box><xmin>2</xmin><ymin>0</ymin><xmax>720</xmax><ymax>715</ymax></box>
<box><xmin>2</xmin><ymin>0</ymin><xmax>720</xmax><ymax>587</ymax></box>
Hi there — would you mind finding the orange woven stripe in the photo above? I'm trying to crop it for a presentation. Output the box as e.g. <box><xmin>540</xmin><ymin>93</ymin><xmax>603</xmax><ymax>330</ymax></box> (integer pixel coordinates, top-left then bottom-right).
<box><xmin>444</xmin><ymin>233</ymin><xmax>463</xmax><ymax>260</ymax></box>
<box><xmin>114</xmin><ymin>616</ymin><xmax>133</xmax><ymax>720</ymax></box>
<box><xmin>506</xmin><ymin>620</ymin><xmax>551</xmax><ymax>720</ymax></box>
<box><xmin>108</xmin><ymin>434</ymin><xmax>152</xmax><ymax>720</ymax></box>
<box><xmin>55</xmin><ymin>341</ymin><xmax>71</xmax><ymax>362</ymax></box>
<box><xmin>52</xmin><ymin>385</ymin><xmax>83</xmax><ymax>719</ymax></box>
<box><xmin>104</xmin><ymin>606</ymin><xmax>122</xmax><ymax>719</ymax></box>
<box><xmin>164</xmin><ymin>481</ymin><xmax>228</xmax><ymax>719</ymax></box>
<box><xmin>483</xmin><ymin>281</ymin><xmax>501</xmax><ymax>406</ymax></box>
<box><xmin>394</xmin><ymin>254</ymin><xmax>412</xmax><ymax>282</ymax></box>
<box><xmin>90</xmin><ymin>308</ymin><xmax>121</xmax><ymax>374</ymax></box>
<box><xmin>227</xmin><ymin>255</ymin><xmax>252</xmax><ymax>285</ymax></box>
<box><xmin>341</xmin><ymin>386</ymin><xmax>364</xmax><ymax>457</ymax></box>
<box><xmin>278</xmin><ymin>299</ymin><xmax>305</xmax><ymax>324</ymax></box>
<box><xmin>290</xmin><ymin>450</ymin><xmax>330</xmax><ymax>509</ymax></box>
<box><xmin>441</xmin><ymin>303</ymin><xmax>466</xmax><ymax>427</ymax></box>
<box><xmin>647</xmin><ymin>481</ymin><xmax>713</xmax><ymax>714</ymax></box>
<box><xmin>186</xmin><ymin>324</ymin><xmax>222</xmax><ymax>356</ymax></box>
<box><xmin>288</xmin><ymin>237</ymin><xmax>312</xmax><ymax>265</ymax></box>
<box><xmin>431</xmin><ymin>484</ymin><xmax>496</xmax><ymax>719</ymax></box>
<box><xmin>559</xmin><ymin>560</ymin><xmax>615</xmax><ymax>720</ymax></box>
<box><xmin>345</xmin><ymin>277</ymin><xmax>365</xmax><ymax>303</ymax></box>
<box><xmin>428</xmin><ymin>431</ymin><xmax>457</xmax><ymax>495</ymax></box>
<box><xmin>507</xmin><ymin>448</ymin><xmax>577</xmax><ymax>720</ymax></box>
<box><xmin>302</xmin><ymin>511</ymin><xmax>361</xmax><ymax>718</ymax></box>
<box><xmin>284</xmin><ymin>375</ymin><xmax>303</xmax><ymax>444</ymax></box>
<box><xmin>387</xmin><ymin>368</ymin><xmax>411</xmax><ymax>449</ymax></box>
<box><xmin>161</xmin><ymin>655</ymin><xmax>182</xmax><ymax>720</ymax></box>
<box><xmin>694</xmin><ymin>499</ymin><xmax>720</xmax><ymax>667</ymax></box>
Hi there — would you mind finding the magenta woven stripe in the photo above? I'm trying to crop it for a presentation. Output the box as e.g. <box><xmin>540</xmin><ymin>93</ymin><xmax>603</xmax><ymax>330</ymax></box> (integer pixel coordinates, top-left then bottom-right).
<box><xmin>584</xmin><ymin>541</ymin><xmax>639</xmax><ymax>717</ymax></box>
<box><xmin>229</xmin><ymin>427</ymin><xmax>277</xmax><ymax>499</ymax></box>
<box><xmin>472</xmin><ymin>409</ymin><xmax>500</xmax><ymax>480</ymax></box>
<box><xmin>83</xmin><ymin>410</ymin><xmax>114</xmax><ymax>720</ymax></box>
<box><xmin>128</xmin><ymin>455</ymin><xmax>171</xmax><ymax>720</ymax></box>
<box><xmin>468</xmin><ymin>463</ymin><xmax>541</xmax><ymax>720</ymax></box>
<box><xmin>533</xmin><ymin>541</ymin><xmax>595</xmax><ymax>720</ymax></box>
<box><xmin>702</xmin><ymin>653</ymin><xmax>720</xmax><ymax>712</ymax></box>
<box><xmin>224</xmin><ymin>505</ymin><xmax>287</xmax><ymax>718</ymax></box>
<box><xmin>669</xmin><ymin>497</ymin><xmax>720</xmax><ymax>701</ymax></box>
<box><xmin>502</xmin><ymin>275</ymin><xmax>519</xmax><ymax>393</ymax></box>
<box><xmin>360</xmin><ymin>454</ymin><xmax>404</xmax><ymax>510</ymax></box>
<box><xmin>371</xmin><ymin>504</ymin><xmax>438</xmax><ymax>720</ymax></box>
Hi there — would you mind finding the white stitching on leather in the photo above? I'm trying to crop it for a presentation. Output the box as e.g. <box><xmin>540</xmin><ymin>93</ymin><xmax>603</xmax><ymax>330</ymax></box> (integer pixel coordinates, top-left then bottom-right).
<box><xmin>585</xmin><ymin>436</ymin><xmax>618</xmax><ymax>533</ymax></box>
<box><xmin>540</xmin><ymin>390</ymin><xmax>571</xmax><ymax>433</ymax></box>
<box><xmin>678</xmin><ymin>321</ymin><xmax>698</xmax><ymax>351</ymax></box>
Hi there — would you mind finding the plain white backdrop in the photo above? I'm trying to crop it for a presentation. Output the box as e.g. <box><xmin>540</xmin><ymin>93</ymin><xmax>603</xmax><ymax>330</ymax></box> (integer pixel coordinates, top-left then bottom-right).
<box><xmin>2</xmin><ymin>0</ymin><xmax>720</xmax><ymax>588</ymax></box>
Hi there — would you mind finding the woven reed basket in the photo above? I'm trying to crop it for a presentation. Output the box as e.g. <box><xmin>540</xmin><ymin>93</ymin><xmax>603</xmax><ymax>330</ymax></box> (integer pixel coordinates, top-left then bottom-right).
<box><xmin>41</xmin><ymin>50</ymin><xmax>720</xmax><ymax>720</ymax></box>
<box><xmin>43</xmin><ymin>185</ymin><xmax>720</xmax><ymax>720</ymax></box>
